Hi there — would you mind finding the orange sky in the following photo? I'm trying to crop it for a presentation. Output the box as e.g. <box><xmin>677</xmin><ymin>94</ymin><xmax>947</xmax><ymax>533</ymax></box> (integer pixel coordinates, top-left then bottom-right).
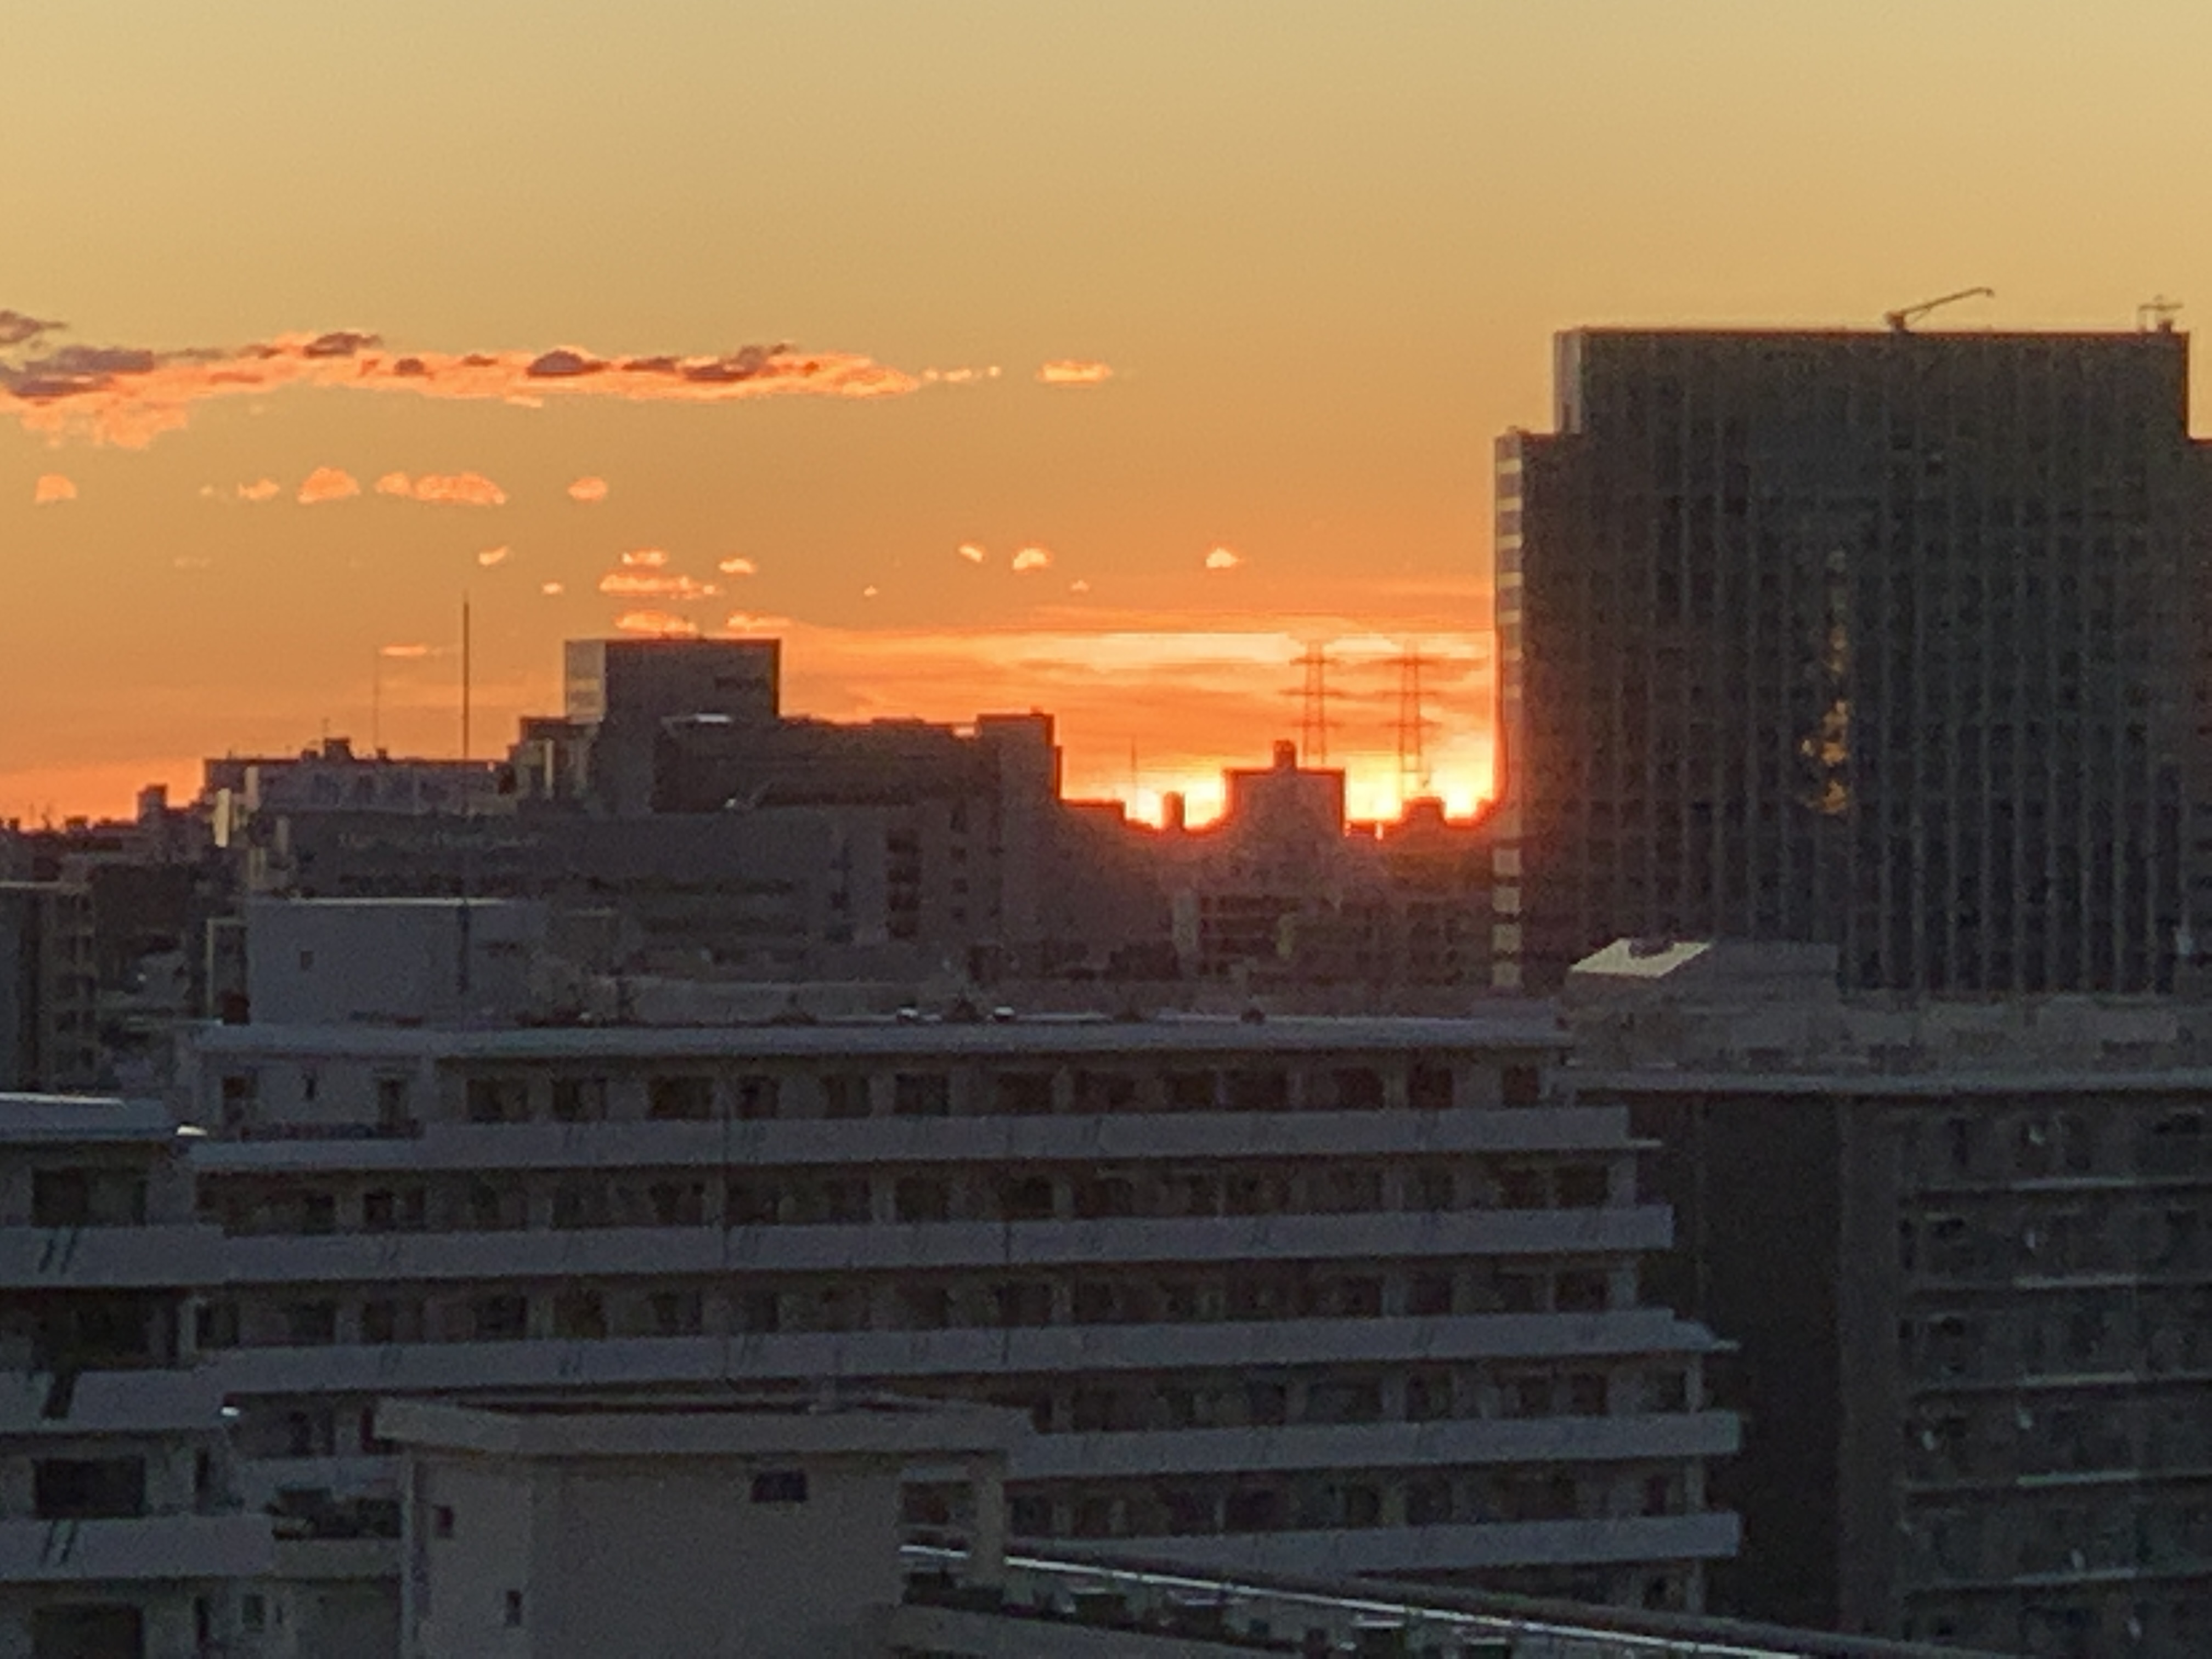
<box><xmin>10</xmin><ymin>3</ymin><xmax>2212</xmax><ymax>824</ymax></box>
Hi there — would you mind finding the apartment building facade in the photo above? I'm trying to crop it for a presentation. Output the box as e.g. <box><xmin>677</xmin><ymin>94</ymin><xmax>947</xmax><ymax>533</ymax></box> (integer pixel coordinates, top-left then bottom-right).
<box><xmin>1566</xmin><ymin>944</ymin><xmax>2212</xmax><ymax>1657</ymax></box>
<box><xmin>0</xmin><ymin>1095</ymin><xmax>268</xmax><ymax>1659</ymax></box>
<box><xmin>176</xmin><ymin>1012</ymin><xmax>1741</xmax><ymax>1612</ymax></box>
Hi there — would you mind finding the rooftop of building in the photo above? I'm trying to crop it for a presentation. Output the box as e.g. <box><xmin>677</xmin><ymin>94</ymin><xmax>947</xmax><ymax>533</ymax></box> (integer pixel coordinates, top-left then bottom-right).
<box><xmin>190</xmin><ymin>1005</ymin><xmax>1566</xmax><ymax>1060</ymax></box>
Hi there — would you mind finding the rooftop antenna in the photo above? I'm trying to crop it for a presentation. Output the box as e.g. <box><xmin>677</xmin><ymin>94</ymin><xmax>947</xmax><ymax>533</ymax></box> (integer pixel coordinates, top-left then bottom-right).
<box><xmin>1297</xmin><ymin>641</ymin><xmax>1336</xmax><ymax>766</ymax></box>
<box><xmin>1392</xmin><ymin>647</ymin><xmax>1436</xmax><ymax>804</ymax></box>
<box><xmin>2138</xmin><ymin>295</ymin><xmax>2184</xmax><ymax>333</ymax></box>
<box><xmin>1884</xmin><ymin>286</ymin><xmax>1994</xmax><ymax>333</ymax></box>
<box><xmin>460</xmin><ymin>594</ymin><xmax>472</xmax><ymax>760</ymax></box>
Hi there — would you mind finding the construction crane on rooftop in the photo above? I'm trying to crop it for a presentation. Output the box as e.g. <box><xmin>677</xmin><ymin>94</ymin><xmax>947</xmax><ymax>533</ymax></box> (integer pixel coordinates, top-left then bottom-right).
<box><xmin>1884</xmin><ymin>286</ymin><xmax>1995</xmax><ymax>332</ymax></box>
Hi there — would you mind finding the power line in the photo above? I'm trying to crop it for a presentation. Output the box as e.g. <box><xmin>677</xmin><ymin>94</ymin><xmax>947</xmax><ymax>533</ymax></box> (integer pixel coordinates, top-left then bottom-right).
<box><xmin>1297</xmin><ymin>641</ymin><xmax>1336</xmax><ymax>766</ymax></box>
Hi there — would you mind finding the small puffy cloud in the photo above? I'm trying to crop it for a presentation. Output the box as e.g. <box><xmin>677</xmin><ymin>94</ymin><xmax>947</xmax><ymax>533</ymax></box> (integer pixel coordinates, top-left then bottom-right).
<box><xmin>540</xmin><ymin>581</ymin><xmax>565</xmax><ymax>596</ymax></box>
<box><xmin>1038</xmin><ymin>359</ymin><xmax>1113</xmax><ymax>387</ymax></box>
<box><xmin>620</xmin><ymin>548</ymin><xmax>668</xmax><ymax>568</ymax></box>
<box><xmin>957</xmin><ymin>543</ymin><xmax>986</xmax><ymax>564</ymax></box>
<box><xmin>411</xmin><ymin>471</ymin><xmax>506</xmax><ymax>506</ymax></box>
<box><xmin>613</xmin><ymin>610</ymin><xmax>700</xmax><ymax>638</ymax></box>
<box><xmin>722</xmin><ymin>610</ymin><xmax>793</xmax><ymax>634</ymax></box>
<box><xmin>862</xmin><ymin>585</ymin><xmax>880</xmax><ymax>598</ymax></box>
<box><xmin>172</xmin><ymin>555</ymin><xmax>212</xmax><ymax>571</ymax></box>
<box><xmin>297</xmin><ymin>466</ymin><xmax>360</xmax><ymax>504</ymax></box>
<box><xmin>32</xmin><ymin>473</ymin><xmax>76</xmax><ymax>505</ymax></box>
<box><xmin>599</xmin><ymin>572</ymin><xmax>716</xmax><ymax>600</ymax></box>
<box><xmin>236</xmin><ymin>478</ymin><xmax>280</xmax><ymax>502</ymax></box>
<box><xmin>477</xmin><ymin>546</ymin><xmax>511</xmax><ymax>567</ymax></box>
<box><xmin>718</xmin><ymin>556</ymin><xmax>757</xmax><ymax>576</ymax></box>
<box><xmin>1205</xmin><ymin>546</ymin><xmax>1241</xmax><ymax>571</ymax></box>
<box><xmin>567</xmin><ymin>475</ymin><xmax>609</xmax><ymax>503</ymax></box>
<box><xmin>1011</xmin><ymin>546</ymin><xmax>1052</xmax><ymax>572</ymax></box>
<box><xmin>374</xmin><ymin>470</ymin><xmax>507</xmax><ymax>505</ymax></box>
<box><xmin>1070</xmin><ymin>579</ymin><xmax>1092</xmax><ymax>594</ymax></box>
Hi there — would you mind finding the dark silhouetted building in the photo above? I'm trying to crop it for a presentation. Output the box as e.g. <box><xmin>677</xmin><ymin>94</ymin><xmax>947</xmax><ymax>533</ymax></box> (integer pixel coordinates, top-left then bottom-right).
<box><xmin>1500</xmin><ymin>326</ymin><xmax>2209</xmax><ymax>993</ymax></box>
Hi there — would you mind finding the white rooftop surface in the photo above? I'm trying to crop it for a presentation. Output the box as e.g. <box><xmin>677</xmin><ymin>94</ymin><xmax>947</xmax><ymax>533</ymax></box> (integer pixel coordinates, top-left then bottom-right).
<box><xmin>190</xmin><ymin>1007</ymin><xmax>1566</xmax><ymax>1060</ymax></box>
<box><xmin>1570</xmin><ymin>939</ymin><xmax>1714</xmax><ymax>981</ymax></box>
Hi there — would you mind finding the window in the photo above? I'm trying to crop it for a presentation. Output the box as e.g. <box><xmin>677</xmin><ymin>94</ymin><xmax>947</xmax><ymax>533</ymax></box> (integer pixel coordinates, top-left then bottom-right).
<box><xmin>552</xmin><ymin>1289</ymin><xmax>605</xmax><ymax>1340</ymax></box>
<box><xmin>362</xmin><ymin>1187</ymin><xmax>425</xmax><ymax>1232</ymax></box>
<box><xmin>991</xmin><ymin>1073</ymin><xmax>1055</xmax><ymax>1115</ymax></box>
<box><xmin>375</xmin><ymin>1076</ymin><xmax>413</xmax><ymax>1135</ymax></box>
<box><xmin>733</xmin><ymin>1075</ymin><xmax>779</xmax><ymax>1120</ymax></box>
<box><xmin>552</xmin><ymin>1182</ymin><xmax>611</xmax><ymax>1231</ymax></box>
<box><xmin>1329</xmin><ymin>1068</ymin><xmax>1385</xmax><ymax>1110</ymax></box>
<box><xmin>893</xmin><ymin>1073</ymin><xmax>950</xmax><ymax>1117</ymax></box>
<box><xmin>465</xmin><ymin>1077</ymin><xmax>528</xmax><ymax>1125</ymax></box>
<box><xmin>647</xmin><ymin>1290</ymin><xmax>704</xmax><ymax>1336</ymax></box>
<box><xmin>648</xmin><ymin>1181</ymin><xmax>708</xmax><ymax>1227</ymax></box>
<box><xmin>821</xmin><ymin>1074</ymin><xmax>870</xmax><ymax>1119</ymax></box>
<box><xmin>1412</xmin><ymin>1063</ymin><xmax>1458</xmax><ymax>1110</ymax></box>
<box><xmin>35</xmin><ymin>1457</ymin><xmax>146</xmax><ymax>1520</ymax></box>
<box><xmin>647</xmin><ymin>1075</ymin><xmax>713</xmax><ymax>1121</ymax></box>
<box><xmin>283</xmin><ymin>1301</ymin><xmax>338</xmax><ymax>1346</ymax></box>
<box><xmin>550</xmin><ymin>1077</ymin><xmax>608</xmax><ymax>1122</ymax></box>
<box><xmin>503</xmin><ymin>1590</ymin><xmax>524</xmax><ymax>1628</ymax></box>
<box><xmin>1499</xmin><ymin>1064</ymin><xmax>1541</xmax><ymax>1107</ymax></box>
<box><xmin>471</xmin><ymin>1294</ymin><xmax>529</xmax><ymax>1341</ymax></box>
<box><xmin>433</xmin><ymin>1504</ymin><xmax>455</xmax><ymax>1538</ymax></box>
<box><xmin>895</xmin><ymin>1177</ymin><xmax>951</xmax><ymax>1223</ymax></box>
<box><xmin>751</xmin><ymin>1469</ymin><xmax>809</xmax><ymax>1504</ymax></box>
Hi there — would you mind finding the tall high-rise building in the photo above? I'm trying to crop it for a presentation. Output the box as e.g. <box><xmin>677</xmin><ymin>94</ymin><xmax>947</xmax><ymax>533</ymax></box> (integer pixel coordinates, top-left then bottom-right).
<box><xmin>1498</xmin><ymin>326</ymin><xmax>2209</xmax><ymax>992</ymax></box>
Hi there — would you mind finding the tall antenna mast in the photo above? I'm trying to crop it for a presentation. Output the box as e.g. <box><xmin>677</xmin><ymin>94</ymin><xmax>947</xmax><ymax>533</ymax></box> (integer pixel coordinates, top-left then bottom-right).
<box><xmin>460</xmin><ymin>595</ymin><xmax>473</xmax><ymax>760</ymax></box>
<box><xmin>1297</xmin><ymin>641</ymin><xmax>1335</xmax><ymax>766</ymax></box>
<box><xmin>1393</xmin><ymin>647</ymin><xmax>1434</xmax><ymax>804</ymax></box>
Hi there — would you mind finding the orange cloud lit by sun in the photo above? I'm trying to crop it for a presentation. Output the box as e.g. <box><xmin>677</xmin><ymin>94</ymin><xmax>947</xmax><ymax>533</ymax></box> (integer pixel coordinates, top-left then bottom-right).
<box><xmin>31</xmin><ymin>473</ymin><xmax>75</xmax><ymax>505</ymax></box>
<box><xmin>567</xmin><ymin>475</ymin><xmax>609</xmax><ymax>503</ymax></box>
<box><xmin>296</xmin><ymin>466</ymin><xmax>360</xmax><ymax>504</ymax></box>
<box><xmin>376</xmin><ymin>470</ymin><xmax>507</xmax><ymax>506</ymax></box>
<box><xmin>1037</xmin><ymin>359</ymin><xmax>1113</xmax><ymax>387</ymax></box>
<box><xmin>0</xmin><ymin>328</ymin><xmax>928</xmax><ymax>448</ymax></box>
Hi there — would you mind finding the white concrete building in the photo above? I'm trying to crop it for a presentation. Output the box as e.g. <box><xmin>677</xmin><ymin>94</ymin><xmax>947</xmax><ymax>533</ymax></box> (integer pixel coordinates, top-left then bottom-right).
<box><xmin>380</xmin><ymin>1391</ymin><xmax>1024</xmax><ymax>1659</ymax></box>
<box><xmin>177</xmin><ymin>1011</ymin><xmax>1741</xmax><ymax>1612</ymax></box>
<box><xmin>0</xmin><ymin>1095</ymin><xmax>268</xmax><ymax>1659</ymax></box>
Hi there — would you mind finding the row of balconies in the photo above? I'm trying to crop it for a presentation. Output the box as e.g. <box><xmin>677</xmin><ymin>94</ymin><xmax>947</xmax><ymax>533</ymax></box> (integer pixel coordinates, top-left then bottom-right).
<box><xmin>186</xmin><ymin>1103</ymin><xmax>1633</xmax><ymax>1175</ymax></box>
<box><xmin>203</xmin><ymin>1310</ymin><xmax>1720</xmax><ymax>1396</ymax></box>
<box><xmin>194</xmin><ymin>1208</ymin><xmax>1667</xmax><ymax>1286</ymax></box>
<box><xmin>204</xmin><ymin>1155</ymin><xmax>1633</xmax><ymax>1240</ymax></box>
<box><xmin>205</xmin><ymin>1259</ymin><xmax>1645</xmax><ymax>1360</ymax></box>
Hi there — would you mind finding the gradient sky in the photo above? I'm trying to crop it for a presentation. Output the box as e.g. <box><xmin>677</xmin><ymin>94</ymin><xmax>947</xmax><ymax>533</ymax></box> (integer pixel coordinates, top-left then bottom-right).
<box><xmin>10</xmin><ymin>2</ymin><xmax>2212</xmax><ymax>825</ymax></box>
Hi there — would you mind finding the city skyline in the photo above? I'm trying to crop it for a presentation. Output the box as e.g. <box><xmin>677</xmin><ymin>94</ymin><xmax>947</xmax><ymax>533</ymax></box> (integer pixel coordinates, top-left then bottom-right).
<box><xmin>14</xmin><ymin>4</ymin><xmax>2212</xmax><ymax>823</ymax></box>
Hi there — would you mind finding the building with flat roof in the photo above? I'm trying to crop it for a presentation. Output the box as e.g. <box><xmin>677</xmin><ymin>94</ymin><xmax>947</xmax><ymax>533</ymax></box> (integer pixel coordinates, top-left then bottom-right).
<box><xmin>176</xmin><ymin>1009</ymin><xmax>1742</xmax><ymax>1612</ymax></box>
<box><xmin>1500</xmin><ymin>326</ymin><xmax>2210</xmax><ymax>994</ymax></box>
<box><xmin>0</xmin><ymin>1094</ymin><xmax>268</xmax><ymax>1659</ymax></box>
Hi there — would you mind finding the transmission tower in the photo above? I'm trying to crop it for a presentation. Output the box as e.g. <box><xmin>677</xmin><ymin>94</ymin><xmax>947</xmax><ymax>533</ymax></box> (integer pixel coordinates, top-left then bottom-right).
<box><xmin>1393</xmin><ymin>648</ymin><xmax>1436</xmax><ymax>803</ymax></box>
<box><xmin>1297</xmin><ymin>641</ymin><xmax>1336</xmax><ymax>766</ymax></box>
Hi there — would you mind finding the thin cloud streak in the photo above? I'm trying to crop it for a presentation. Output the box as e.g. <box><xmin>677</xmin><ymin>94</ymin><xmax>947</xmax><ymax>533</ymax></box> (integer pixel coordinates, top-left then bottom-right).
<box><xmin>567</xmin><ymin>476</ymin><xmax>609</xmax><ymax>503</ymax></box>
<box><xmin>1</xmin><ymin>320</ymin><xmax>926</xmax><ymax>447</ymax></box>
